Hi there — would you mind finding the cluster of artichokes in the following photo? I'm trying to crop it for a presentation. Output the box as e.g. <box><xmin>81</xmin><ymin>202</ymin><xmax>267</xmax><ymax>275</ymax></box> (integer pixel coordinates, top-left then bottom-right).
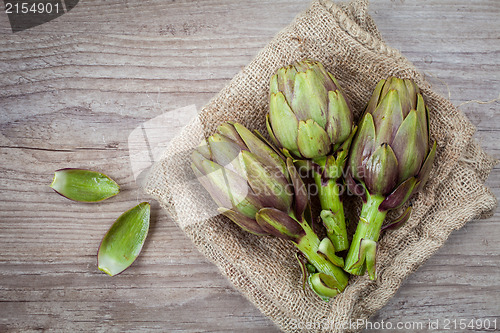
<box><xmin>191</xmin><ymin>60</ymin><xmax>436</xmax><ymax>300</ymax></box>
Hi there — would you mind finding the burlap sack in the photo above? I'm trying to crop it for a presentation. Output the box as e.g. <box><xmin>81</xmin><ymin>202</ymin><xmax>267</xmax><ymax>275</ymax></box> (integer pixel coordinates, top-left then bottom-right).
<box><xmin>145</xmin><ymin>0</ymin><xmax>497</xmax><ymax>331</ymax></box>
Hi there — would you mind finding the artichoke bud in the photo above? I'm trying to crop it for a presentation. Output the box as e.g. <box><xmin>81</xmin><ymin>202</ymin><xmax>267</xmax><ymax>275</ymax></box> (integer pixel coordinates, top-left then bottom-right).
<box><xmin>296</xmin><ymin>119</ymin><xmax>330</xmax><ymax>159</ymax></box>
<box><xmin>218</xmin><ymin>208</ymin><xmax>268</xmax><ymax>236</ymax></box>
<box><xmin>381</xmin><ymin>206</ymin><xmax>412</xmax><ymax>231</ymax></box>
<box><xmin>309</xmin><ymin>273</ymin><xmax>340</xmax><ymax>300</ymax></box>
<box><xmin>345</xmin><ymin>78</ymin><xmax>435</xmax><ymax>278</ymax></box>
<box><xmin>364</xmin><ymin>143</ymin><xmax>398</xmax><ymax>196</ymax></box>
<box><xmin>268</xmin><ymin>60</ymin><xmax>355</xmax><ymax>160</ymax></box>
<box><xmin>286</xmin><ymin>158</ymin><xmax>308</xmax><ymax>219</ymax></box>
<box><xmin>327</xmin><ymin>89</ymin><xmax>353</xmax><ymax>147</ymax></box>
<box><xmin>324</xmin><ymin>155</ymin><xmax>342</xmax><ymax>180</ymax></box>
<box><xmin>240</xmin><ymin>150</ymin><xmax>292</xmax><ymax>212</ymax></box>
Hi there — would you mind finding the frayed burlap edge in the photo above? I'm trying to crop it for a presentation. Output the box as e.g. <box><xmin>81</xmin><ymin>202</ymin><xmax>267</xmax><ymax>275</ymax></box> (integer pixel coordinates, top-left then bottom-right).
<box><xmin>145</xmin><ymin>1</ymin><xmax>498</xmax><ymax>332</ymax></box>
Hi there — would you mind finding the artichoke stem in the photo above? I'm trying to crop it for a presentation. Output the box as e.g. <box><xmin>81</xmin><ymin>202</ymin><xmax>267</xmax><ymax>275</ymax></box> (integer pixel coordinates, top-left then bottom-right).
<box><xmin>344</xmin><ymin>194</ymin><xmax>387</xmax><ymax>277</ymax></box>
<box><xmin>294</xmin><ymin>219</ymin><xmax>349</xmax><ymax>293</ymax></box>
<box><xmin>313</xmin><ymin>172</ymin><xmax>349</xmax><ymax>251</ymax></box>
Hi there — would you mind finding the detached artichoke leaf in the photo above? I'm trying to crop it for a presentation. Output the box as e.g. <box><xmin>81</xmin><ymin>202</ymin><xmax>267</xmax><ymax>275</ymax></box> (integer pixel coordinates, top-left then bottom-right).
<box><xmin>50</xmin><ymin>169</ymin><xmax>120</xmax><ymax>202</ymax></box>
<box><xmin>98</xmin><ymin>202</ymin><xmax>150</xmax><ymax>276</ymax></box>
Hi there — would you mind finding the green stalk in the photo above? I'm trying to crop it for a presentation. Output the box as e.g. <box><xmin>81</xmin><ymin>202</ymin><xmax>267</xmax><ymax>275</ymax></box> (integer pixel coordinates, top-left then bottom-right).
<box><xmin>344</xmin><ymin>193</ymin><xmax>387</xmax><ymax>278</ymax></box>
<box><xmin>294</xmin><ymin>218</ymin><xmax>348</xmax><ymax>293</ymax></box>
<box><xmin>313</xmin><ymin>170</ymin><xmax>349</xmax><ymax>252</ymax></box>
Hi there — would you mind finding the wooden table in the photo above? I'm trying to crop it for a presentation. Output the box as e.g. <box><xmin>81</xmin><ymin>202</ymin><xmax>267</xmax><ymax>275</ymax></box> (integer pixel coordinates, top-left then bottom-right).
<box><xmin>1</xmin><ymin>1</ymin><xmax>498</xmax><ymax>331</ymax></box>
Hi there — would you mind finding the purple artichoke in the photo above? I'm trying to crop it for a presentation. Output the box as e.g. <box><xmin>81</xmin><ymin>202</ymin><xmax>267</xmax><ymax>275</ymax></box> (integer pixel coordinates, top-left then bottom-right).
<box><xmin>191</xmin><ymin>122</ymin><xmax>348</xmax><ymax>299</ymax></box>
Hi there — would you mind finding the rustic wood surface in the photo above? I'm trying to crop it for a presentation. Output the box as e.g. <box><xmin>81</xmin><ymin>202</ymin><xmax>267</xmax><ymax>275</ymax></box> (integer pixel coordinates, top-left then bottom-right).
<box><xmin>0</xmin><ymin>0</ymin><xmax>498</xmax><ymax>332</ymax></box>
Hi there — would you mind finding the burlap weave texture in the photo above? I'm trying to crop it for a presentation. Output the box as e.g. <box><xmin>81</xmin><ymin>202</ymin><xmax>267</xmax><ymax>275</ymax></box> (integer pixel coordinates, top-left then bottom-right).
<box><xmin>145</xmin><ymin>1</ymin><xmax>497</xmax><ymax>332</ymax></box>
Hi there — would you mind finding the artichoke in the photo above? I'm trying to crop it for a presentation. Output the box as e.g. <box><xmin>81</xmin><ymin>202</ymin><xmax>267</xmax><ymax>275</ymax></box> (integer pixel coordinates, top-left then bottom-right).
<box><xmin>191</xmin><ymin>122</ymin><xmax>348</xmax><ymax>299</ymax></box>
<box><xmin>266</xmin><ymin>60</ymin><xmax>356</xmax><ymax>251</ymax></box>
<box><xmin>344</xmin><ymin>77</ymin><xmax>437</xmax><ymax>279</ymax></box>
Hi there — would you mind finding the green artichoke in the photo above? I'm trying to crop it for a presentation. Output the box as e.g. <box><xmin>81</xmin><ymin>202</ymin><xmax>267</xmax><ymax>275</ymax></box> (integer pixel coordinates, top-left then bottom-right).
<box><xmin>344</xmin><ymin>77</ymin><xmax>437</xmax><ymax>279</ymax></box>
<box><xmin>191</xmin><ymin>122</ymin><xmax>348</xmax><ymax>299</ymax></box>
<box><xmin>266</xmin><ymin>59</ymin><xmax>356</xmax><ymax>251</ymax></box>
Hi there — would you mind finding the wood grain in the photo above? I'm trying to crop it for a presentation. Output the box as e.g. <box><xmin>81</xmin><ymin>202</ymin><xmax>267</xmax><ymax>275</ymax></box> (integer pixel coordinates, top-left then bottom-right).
<box><xmin>0</xmin><ymin>0</ymin><xmax>498</xmax><ymax>332</ymax></box>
